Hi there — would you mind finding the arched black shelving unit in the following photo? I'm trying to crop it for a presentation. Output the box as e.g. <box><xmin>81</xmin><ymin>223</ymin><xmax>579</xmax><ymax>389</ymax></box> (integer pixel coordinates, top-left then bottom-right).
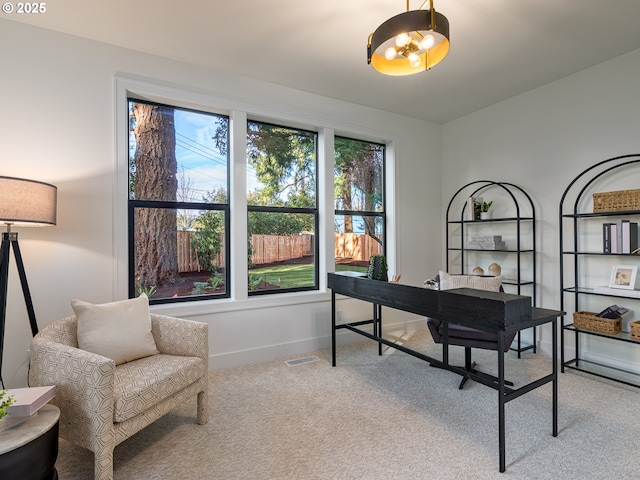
<box><xmin>559</xmin><ymin>154</ymin><xmax>640</xmax><ymax>387</ymax></box>
<box><xmin>446</xmin><ymin>180</ymin><xmax>537</xmax><ymax>356</ymax></box>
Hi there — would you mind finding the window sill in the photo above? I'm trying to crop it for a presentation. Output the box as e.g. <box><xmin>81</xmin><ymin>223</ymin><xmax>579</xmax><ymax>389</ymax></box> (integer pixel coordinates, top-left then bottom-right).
<box><xmin>150</xmin><ymin>289</ymin><xmax>332</xmax><ymax>318</ymax></box>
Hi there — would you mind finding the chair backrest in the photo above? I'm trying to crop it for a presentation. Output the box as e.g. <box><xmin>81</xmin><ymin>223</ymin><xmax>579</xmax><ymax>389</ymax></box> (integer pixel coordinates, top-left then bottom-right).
<box><xmin>437</xmin><ymin>271</ymin><xmax>503</xmax><ymax>292</ymax></box>
<box><xmin>427</xmin><ymin>272</ymin><xmax>518</xmax><ymax>353</ymax></box>
<box><xmin>427</xmin><ymin>272</ymin><xmax>504</xmax><ymax>331</ymax></box>
<box><xmin>37</xmin><ymin>316</ymin><xmax>79</xmax><ymax>348</ymax></box>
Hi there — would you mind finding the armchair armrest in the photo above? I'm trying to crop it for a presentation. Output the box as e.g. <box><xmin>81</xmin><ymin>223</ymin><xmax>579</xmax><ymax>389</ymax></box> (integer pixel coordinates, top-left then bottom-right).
<box><xmin>150</xmin><ymin>313</ymin><xmax>208</xmax><ymax>360</ymax></box>
<box><xmin>29</xmin><ymin>335</ymin><xmax>116</xmax><ymax>451</ymax></box>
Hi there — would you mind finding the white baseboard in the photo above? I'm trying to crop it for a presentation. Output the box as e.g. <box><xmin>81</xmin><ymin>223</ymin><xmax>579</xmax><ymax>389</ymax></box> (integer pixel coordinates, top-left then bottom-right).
<box><xmin>211</xmin><ymin>319</ymin><xmax>640</xmax><ymax>374</ymax></box>
<box><xmin>208</xmin><ymin>316</ymin><xmax>427</xmax><ymax>370</ymax></box>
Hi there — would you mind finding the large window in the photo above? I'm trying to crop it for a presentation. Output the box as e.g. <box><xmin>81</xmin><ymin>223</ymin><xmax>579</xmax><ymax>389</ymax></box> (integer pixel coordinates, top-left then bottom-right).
<box><xmin>246</xmin><ymin>120</ymin><xmax>318</xmax><ymax>295</ymax></box>
<box><xmin>123</xmin><ymin>86</ymin><xmax>390</xmax><ymax>305</ymax></box>
<box><xmin>128</xmin><ymin>99</ymin><xmax>230</xmax><ymax>303</ymax></box>
<box><xmin>334</xmin><ymin>137</ymin><xmax>386</xmax><ymax>274</ymax></box>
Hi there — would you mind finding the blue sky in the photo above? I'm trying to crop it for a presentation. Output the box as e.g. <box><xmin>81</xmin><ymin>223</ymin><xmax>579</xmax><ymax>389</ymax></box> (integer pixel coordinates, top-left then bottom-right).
<box><xmin>173</xmin><ymin>109</ymin><xmax>258</xmax><ymax>201</ymax></box>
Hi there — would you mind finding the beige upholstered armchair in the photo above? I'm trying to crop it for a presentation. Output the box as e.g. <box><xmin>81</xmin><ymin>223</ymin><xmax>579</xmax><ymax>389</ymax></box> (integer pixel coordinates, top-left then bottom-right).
<box><xmin>29</xmin><ymin>312</ymin><xmax>209</xmax><ymax>480</ymax></box>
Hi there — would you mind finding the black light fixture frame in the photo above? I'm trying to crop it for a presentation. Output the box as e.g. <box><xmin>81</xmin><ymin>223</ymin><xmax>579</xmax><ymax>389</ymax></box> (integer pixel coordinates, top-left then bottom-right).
<box><xmin>367</xmin><ymin>6</ymin><xmax>450</xmax><ymax>75</ymax></box>
<box><xmin>0</xmin><ymin>230</ymin><xmax>39</xmax><ymax>388</ymax></box>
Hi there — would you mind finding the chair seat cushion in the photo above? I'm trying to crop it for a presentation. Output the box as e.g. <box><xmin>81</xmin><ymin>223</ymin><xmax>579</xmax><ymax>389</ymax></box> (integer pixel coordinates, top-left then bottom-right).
<box><xmin>427</xmin><ymin>317</ymin><xmax>518</xmax><ymax>352</ymax></box>
<box><xmin>113</xmin><ymin>353</ymin><xmax>206</xmax><ymax>423</ymax></box>
<box><xmin>439</xmin><ymin>322</ymin><xmax>501</xmax><ymax>343</ymax></box>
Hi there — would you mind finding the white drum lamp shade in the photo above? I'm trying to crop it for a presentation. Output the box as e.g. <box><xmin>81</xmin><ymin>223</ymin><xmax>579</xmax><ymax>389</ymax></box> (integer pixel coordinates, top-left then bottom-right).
<box><xmin>0</xmin><ymin>176</ymin><xmax>57</xmax><ymax>227</ymax></box>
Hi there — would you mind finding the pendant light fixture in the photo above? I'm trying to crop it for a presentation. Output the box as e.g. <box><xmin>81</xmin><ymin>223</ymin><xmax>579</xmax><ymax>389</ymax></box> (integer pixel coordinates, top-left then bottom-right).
<box><xmin>367</xmin><ymin>0</ymin><xmax>450</xmax><ymax>76</ymax></box>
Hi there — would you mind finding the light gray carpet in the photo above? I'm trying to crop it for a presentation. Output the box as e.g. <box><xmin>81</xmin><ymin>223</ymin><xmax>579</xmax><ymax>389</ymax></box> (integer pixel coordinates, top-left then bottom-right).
<box><xmin>55</xmin><ymin>328</ymin><xmax>640</xmax><ymax>479</ymax></box>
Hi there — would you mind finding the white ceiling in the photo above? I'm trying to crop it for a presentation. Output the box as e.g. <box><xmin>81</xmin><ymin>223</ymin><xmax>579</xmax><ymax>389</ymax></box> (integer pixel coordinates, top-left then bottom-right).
<box><xmin>7</xmin><ymin>0</ymin><xmax>640</xmax><ymax>124</ymax></box>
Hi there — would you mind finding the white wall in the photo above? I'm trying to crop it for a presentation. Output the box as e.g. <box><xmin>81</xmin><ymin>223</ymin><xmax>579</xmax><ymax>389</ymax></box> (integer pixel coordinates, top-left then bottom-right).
<box><xmin>0</xmin><ymin>19</ymin><xmax>442</xmax><ymax>387</ymax></box>
<box><xmin>442</xmin><ymin>48</ymin><xmax>640</xmax><ymax>368</ymax></box>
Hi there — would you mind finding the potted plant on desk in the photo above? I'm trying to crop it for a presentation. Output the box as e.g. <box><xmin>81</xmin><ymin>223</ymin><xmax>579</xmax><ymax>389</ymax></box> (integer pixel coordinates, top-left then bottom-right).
<box><xmin>367</xmin><ymin>255</ymin><xmax>388</xmax><ymax>281</ymax></box>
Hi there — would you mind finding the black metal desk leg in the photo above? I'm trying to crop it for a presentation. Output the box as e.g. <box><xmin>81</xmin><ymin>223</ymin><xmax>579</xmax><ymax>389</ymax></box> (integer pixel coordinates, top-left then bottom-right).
<box><xmin>376</xmin><ymin>304</ymin><xmax>383</xmax><ymax>356</ymax></box>
<box><xmin>552</xmin><ymin>318</ymin><xmax>558</xmax><ymax>437</ymax></box>
<box><xmin>331</xmin><ymin>290</ymin><xmax>336</xmax><ymax>367</ymax></box>
<box><xmin>575</xmin><ymin>324</ymin><xmax>580</xmax><ymax>367</ymax></box>
<box><xmin>498</xmin><ymin>332</ymin><xmax>506</xmax><ymax>473</ymax></box>
<box><xmin>442</xmin><ymin>322</ymin><xmax>449</xmax><ymax>366</ymax></box>
<box><xmin>560</xmin><ymin>317</ymin><xmax>565</xmax><ymax>373</ymax></box>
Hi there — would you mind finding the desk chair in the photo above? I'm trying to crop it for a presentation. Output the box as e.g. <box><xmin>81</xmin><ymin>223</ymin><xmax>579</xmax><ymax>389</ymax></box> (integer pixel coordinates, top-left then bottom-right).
<box><xmin>426</xmin><ymin>271</ymin><xmax>518</xmax><ymax>389</ymax></box>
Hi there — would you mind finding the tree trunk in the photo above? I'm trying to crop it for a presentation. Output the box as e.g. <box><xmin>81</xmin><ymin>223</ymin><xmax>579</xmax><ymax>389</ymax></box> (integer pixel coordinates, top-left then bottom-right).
<box><xmin>362</xmin><ymin>164</ymin><xmax>381</xmax><ymax>245</ymax></box>
<box><xmin>132</xmin><ymin>103</ymin><xmax>178</xmax><ymax>291</ymax></box>
<box><xmin>342</xmin><ymin>164</ymin><xmax>353</xmax><ymax>233</ymax></box>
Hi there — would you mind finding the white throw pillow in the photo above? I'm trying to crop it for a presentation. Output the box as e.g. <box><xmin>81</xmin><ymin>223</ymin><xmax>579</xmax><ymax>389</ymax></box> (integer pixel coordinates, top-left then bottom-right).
<box><xmin>72</xmin><ymin>294</ymin><xmax>158</xmax><ymax>365</ymax></box>
<box><xmin>438</xmin><ymin>271</ymin><xmax>502</xmax><ymax>292</ymax></box>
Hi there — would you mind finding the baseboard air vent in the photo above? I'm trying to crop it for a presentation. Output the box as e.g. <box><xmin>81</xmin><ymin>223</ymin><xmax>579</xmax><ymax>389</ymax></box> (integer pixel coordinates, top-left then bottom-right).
<box><xmin>285</xmin><ymin>356</ymin><xmax>319</xmax><ymax>367</ymax></box>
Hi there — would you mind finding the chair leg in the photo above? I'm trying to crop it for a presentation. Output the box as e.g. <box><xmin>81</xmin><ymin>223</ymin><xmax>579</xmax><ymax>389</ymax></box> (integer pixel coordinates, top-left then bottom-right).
<box><xmin>94</xmin><ymin>444</ymin><xmax>114</xmax><ymax>480</ymax></box>
<box><xmin>431</xmin><ymin>345</ymin><xmax>515</xmax><ymax>389</ymax></box>
<box><xmin>197</xmin><ymin>390</ymin><xmax>209</xmax><ymax>425</ymax></box>
<box><xmin>460</xmin><ymin>347</ymin><xmax>514</xmax><ymax>389</ymax></box>
<box><xmin>459</xmin><ymin>347</ymin><xmax>477</xmax><ymax>389</ymax></box>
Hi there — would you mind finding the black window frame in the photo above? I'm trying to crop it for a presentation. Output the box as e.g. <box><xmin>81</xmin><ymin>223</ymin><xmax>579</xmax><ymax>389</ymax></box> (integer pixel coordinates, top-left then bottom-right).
<box><xmin>127</xmin><ymin>98</ymin><xmax>231</xmax><ymax>304</ymax></box>
<box><xmin>334</xmin><ymin>136</ymin><xmax>387</xmax><ymax>263</ymax></box>
<box><xmin>246</xmin><ymin>120</ymin><xmax>320</xmax><ymax>296</ymax></box>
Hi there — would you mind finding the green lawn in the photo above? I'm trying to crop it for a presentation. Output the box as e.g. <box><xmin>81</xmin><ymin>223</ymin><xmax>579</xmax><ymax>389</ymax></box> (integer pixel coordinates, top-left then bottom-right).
<box><xmin>249</xmin><ymin>263</ymin><xmax>367</xmax><ymax>289</ymax></box>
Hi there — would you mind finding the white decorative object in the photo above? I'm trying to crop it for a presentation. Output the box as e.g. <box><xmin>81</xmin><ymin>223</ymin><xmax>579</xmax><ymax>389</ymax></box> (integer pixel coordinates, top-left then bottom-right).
<box><xmin>472</xmin><ymin>266</ymin><xmax>485</xmax><ymax>275</ymax></box>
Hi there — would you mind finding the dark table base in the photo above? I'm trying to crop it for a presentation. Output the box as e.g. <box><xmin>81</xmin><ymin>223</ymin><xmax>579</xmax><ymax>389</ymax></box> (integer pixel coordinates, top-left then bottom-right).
<box><xmin>0</xmin><ymin>420</ymin><xmax>59</xmax><ymax>480</ymax></box>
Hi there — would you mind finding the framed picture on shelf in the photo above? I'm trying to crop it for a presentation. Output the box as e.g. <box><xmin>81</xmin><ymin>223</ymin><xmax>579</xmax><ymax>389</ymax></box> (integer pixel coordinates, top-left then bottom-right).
<box><xmin>609</xmin><ymin>265</ymin><xmax>638</xmax><ymax>290</ymax></box>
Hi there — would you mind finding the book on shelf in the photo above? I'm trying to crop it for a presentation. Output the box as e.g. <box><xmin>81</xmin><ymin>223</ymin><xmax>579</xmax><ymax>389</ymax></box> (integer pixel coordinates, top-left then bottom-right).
<box><xmin>469</xmin><ymin>235</ymin><xmax>502</xmax><ymax>242</ymax></box>
<box><xmin>593</xmin><ymin>285</ymin><xmax>640</xmax><ymax>298</ymax></box>
<box><xmin>467</xmin><ymin>196</ymin><xmax>483</xmax><ymax>221</ymax></box>
<box><xmin>5</xmin><ymin>385</ymin><xmax>56</xmax><ymax>418</ymax></box>
<box><xmin>603</xmin><ymin>223</ymin><xmax>613</xmax><ymax>254</ymax></box>
<box><xmin>603</xmin><ymin>220</ymin><xmax>638</xmax><ymax>254</ymax></box>
<box><xmin>623</xmin><ymin>220</ymin><xmax>638</xmax><ymax>253</ymax></box>
<box><xmin>467</xmin><ymin>241</ymin><xmax>507</xmax><ymax>250</ymax></box>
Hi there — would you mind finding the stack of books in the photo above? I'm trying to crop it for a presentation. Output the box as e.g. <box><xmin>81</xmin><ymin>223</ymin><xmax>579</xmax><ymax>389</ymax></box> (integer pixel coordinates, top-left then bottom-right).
<box><xmin>603</xmin><ymin>219</ymin><xmax>638</xmax><ymax>254</ymax></box>
<box><xmin>0</xmin><ymin>385</ymin><xmax>56</xmax><ymax>431</ymax></box>
<box><xmin>468</xmin><ymin>235</ymin><xmax>506</xmax><ymax>250</ymax></box>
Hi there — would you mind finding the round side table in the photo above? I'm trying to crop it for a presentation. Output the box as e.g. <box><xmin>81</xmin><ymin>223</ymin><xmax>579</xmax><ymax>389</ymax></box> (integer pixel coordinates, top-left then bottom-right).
<box><xmin>0</xmin><ymin>404</ymin><xmax>59</xmax><ymax>480</ymax></box>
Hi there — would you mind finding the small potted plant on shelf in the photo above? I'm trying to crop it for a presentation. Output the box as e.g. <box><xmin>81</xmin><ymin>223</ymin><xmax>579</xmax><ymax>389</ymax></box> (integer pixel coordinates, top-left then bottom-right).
<box><xmin>480</xmin><ymin>201</ymin><xmax>493</xmax><ymax>220</ymax></box>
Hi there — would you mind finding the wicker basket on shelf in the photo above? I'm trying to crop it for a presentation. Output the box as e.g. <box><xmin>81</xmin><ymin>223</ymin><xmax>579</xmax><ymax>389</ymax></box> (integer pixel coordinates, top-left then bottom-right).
<box><xmin>593</xmin><ymin>189</ymin><xmax>640</xmax><ymax>212</ymax></box>
<box><xmin>630</xmin><ymin>320</ymin><xmax>640</xmax><ymax>340</ymax></box>
<box><xmin>573</xmin><ymin>311</ymin><xmax>622</xmax><ymax>334</ymax></box>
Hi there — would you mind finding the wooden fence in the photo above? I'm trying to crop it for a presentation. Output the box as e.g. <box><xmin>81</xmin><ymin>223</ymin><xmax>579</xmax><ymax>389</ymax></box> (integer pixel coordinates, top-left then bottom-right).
<box><xmin>250</xmin><ymin>234</ymin><xmax>314</xmax><ymax>265</ymax></box>
<box><xmin>177</xmin><ymin>231</ymin><xmax>381</xmax><ymax>272</ymax></box>
<box><xmin>334</xmin><ymin>232</ymin><xmax>382</xmax><ymax>263</ymax></box>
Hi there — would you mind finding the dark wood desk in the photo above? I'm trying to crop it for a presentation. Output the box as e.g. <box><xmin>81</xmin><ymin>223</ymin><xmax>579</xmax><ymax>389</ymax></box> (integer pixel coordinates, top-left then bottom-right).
<box><xmin>328</xmin><ymin>272</ymin><xmax>564</xmax><ymax>473</ymax></box>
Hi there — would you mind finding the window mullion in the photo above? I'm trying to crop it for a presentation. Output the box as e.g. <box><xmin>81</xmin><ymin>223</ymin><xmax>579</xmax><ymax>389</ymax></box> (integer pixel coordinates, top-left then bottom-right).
<box><xmin>230</xmin><ymin>110</ymin><xmax>248</xmax><ymax>300</ymax></box>
<box><xmin>318</xmin><ymin>128</ymin><xmax>335</xmax><ymax>291</ymax></box>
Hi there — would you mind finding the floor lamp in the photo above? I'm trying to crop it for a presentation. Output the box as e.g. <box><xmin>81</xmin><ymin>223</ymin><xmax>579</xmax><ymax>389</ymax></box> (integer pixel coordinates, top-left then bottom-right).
<box><xmin>0</xmin><ymin>176</ymin><xmax>57</xmax><ymax>389</ymax></box>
